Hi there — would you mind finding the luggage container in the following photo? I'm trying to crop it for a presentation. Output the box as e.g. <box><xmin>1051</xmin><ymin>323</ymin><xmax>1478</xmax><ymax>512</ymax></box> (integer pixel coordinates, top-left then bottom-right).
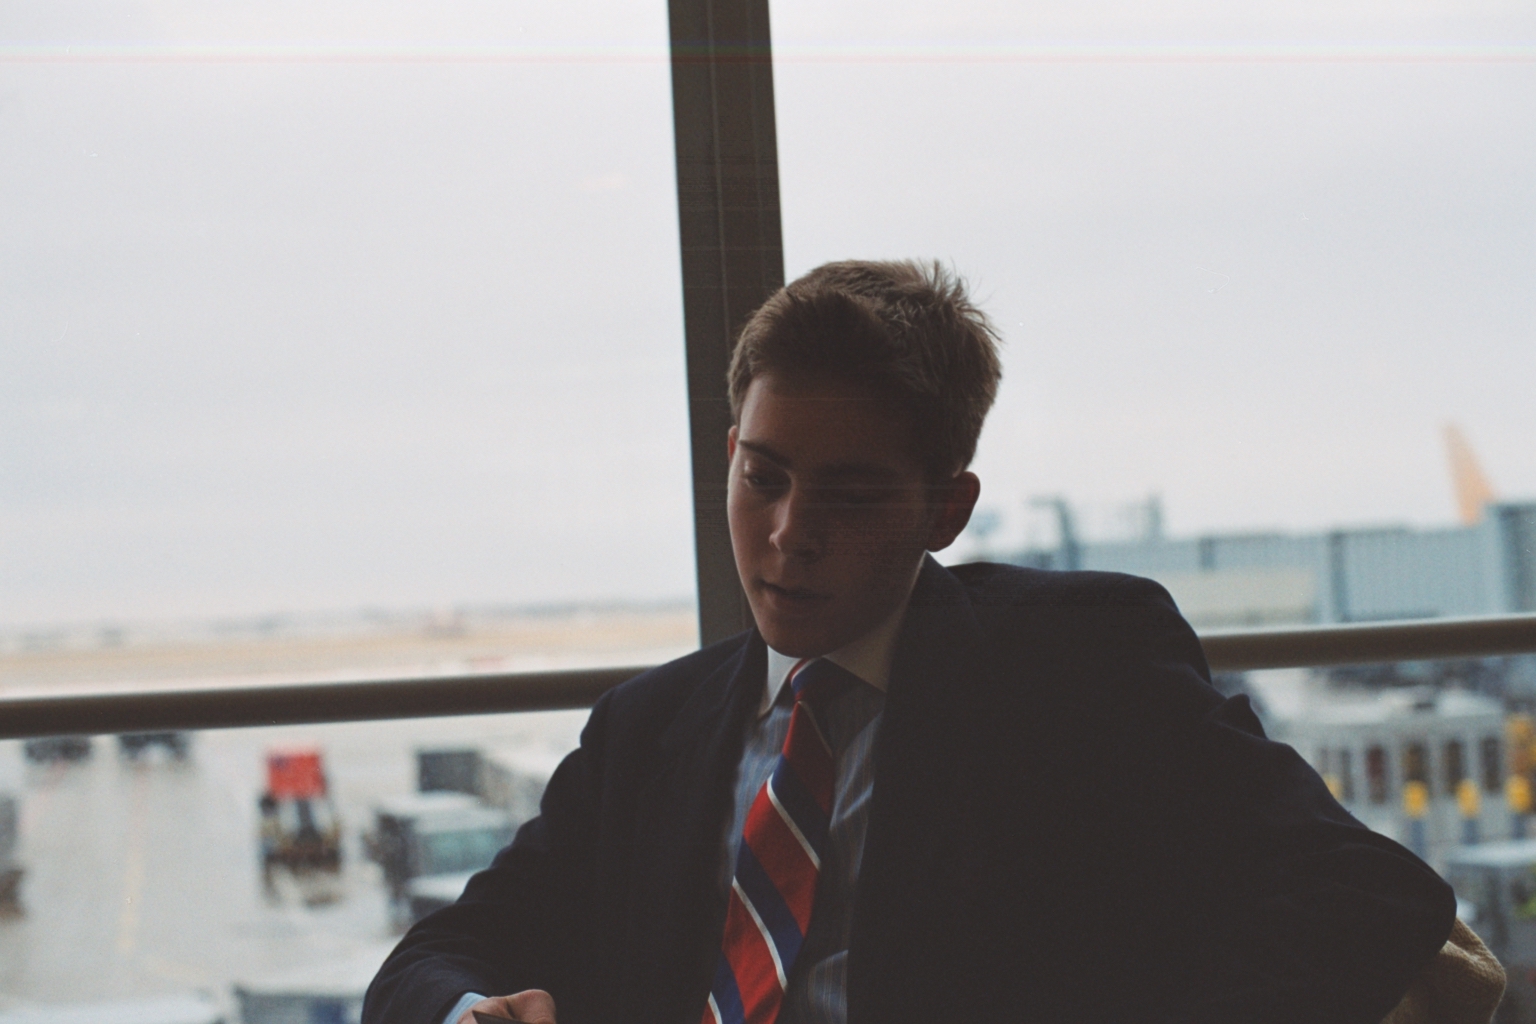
<box><xmin>416</xmin><ymin>749</ymin><xmax>481</xmax><ymax>796</ymax></box>
<box><xmin>477</xmin><ymin>745</ymin><xmax>562</xmax><ymax>824</ymax></box>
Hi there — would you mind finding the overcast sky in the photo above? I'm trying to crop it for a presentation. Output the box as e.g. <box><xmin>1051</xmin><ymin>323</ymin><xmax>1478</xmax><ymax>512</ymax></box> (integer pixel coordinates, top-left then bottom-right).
<box><xmin>2</xmin><ymin>0</ymin><xmax>1532</xmax><ymax>627</ymax></box>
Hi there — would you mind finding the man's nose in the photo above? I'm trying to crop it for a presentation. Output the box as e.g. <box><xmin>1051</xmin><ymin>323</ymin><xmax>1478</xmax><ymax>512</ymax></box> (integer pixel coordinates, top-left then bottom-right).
<box><xmin>770</xmin><ymin>487</ymin><xmax>825</xmax><ymax>559</ymax></box>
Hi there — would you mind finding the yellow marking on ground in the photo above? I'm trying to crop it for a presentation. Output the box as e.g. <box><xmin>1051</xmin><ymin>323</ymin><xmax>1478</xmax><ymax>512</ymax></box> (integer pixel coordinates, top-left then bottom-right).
<box><xmin>138</xmin><ymin>951</ymin><xmax>212</xmax><ymax>987</ymax></box>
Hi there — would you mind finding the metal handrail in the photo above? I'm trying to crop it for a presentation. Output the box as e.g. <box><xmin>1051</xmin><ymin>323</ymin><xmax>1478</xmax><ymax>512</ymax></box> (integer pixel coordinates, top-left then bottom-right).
<box><xmin>3</xmin><ymin>613</ymin><xmax>1535</xmax><ymax>741</ymax></box>
<box><xmin>1199</xmin><ymin>613</ymin><xmax>1536</xmax><ymax>672</ymax></box>
<box><xmin>0</xmin><ymin>665</ymin><xmax>642</xmax><ymax>741</ymax></box>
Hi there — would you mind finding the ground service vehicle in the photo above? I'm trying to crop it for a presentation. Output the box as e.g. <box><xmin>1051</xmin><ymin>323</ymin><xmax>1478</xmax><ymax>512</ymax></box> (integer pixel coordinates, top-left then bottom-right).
<box><xmin>366</xmin><ymin>792</ymin><xmax>513</xmax><ymax>925</ymax></box>
<box><xmin>22</xmin><ymin>736</ymin><xmax>91</xmax><ymax>762</ymax></box>
<box><xmin>258</xmin><ymin>748</ymin><xmax>342</xmax><ymax>889</ymax></box>
<box><xmin>117</xmin><ymin>731</ymin><xmax>191</xmax><ymax>759</ymax></box>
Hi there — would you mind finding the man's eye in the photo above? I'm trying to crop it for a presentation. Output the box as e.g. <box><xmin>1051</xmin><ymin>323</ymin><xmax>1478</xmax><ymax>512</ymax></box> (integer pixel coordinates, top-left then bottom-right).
<box><xmin>743</xmin><ymin>468</ymin><xmax>784</xmax><ymax>489</ymax></box>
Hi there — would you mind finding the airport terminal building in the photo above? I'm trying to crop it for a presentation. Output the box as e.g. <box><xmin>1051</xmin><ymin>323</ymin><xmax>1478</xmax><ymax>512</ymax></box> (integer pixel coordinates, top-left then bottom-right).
<box><xmin>1010</xmin><ymin>501</ymin><xmax>1536</xmax><ymax>630</ymax></box>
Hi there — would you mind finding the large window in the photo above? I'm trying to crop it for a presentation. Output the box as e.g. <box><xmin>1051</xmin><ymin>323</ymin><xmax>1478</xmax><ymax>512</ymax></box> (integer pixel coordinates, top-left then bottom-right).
<box><xmin>1</xmin><ymin>3</ymin><xmax>693</xmax><ymax>1006</ymax></box>
<box><xmin>1</xmin><ymin>1</ymin><xmax>696</xmax><ymax>664</ymax></box>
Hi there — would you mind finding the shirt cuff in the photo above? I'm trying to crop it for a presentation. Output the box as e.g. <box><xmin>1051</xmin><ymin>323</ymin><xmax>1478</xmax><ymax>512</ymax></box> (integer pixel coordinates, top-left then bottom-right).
<box><xmin>442</xmin><ymin>992</ymin><xmax>486</xmax><ymax>1024</ymax></box>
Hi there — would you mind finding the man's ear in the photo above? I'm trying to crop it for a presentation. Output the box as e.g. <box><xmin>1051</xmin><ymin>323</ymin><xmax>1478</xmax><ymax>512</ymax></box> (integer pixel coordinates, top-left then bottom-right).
<box><xmin>924</xmin><ymin>471</ymin><xmax>981</xmax><ymax>553</ymax></box>
<box><xmin>726</xmin><ymin>425</ymin><xmax>738</xmax><ymax>462</ymax></box>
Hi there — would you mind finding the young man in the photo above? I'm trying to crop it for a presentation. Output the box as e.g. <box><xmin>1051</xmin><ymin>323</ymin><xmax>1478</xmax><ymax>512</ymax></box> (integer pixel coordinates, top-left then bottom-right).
<box><xmin>365</xmin><ymin>261</ymin><xmax>1460</xmax><ymax>1024</ymax></box>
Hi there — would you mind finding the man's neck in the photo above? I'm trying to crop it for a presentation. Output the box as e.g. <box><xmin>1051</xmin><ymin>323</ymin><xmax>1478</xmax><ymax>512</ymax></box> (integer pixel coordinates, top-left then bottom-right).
<box><xmin>760</xmin><ymin>593</ymin><xmax>911</xmax><ymax>716</ymax></box>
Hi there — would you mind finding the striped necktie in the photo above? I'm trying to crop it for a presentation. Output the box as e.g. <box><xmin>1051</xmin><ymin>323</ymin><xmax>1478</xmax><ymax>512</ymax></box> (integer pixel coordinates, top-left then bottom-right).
<box><xmin>702</xmin><ymin>658</ymin><xmax>857</xmax><ymax>1024</ymax></box>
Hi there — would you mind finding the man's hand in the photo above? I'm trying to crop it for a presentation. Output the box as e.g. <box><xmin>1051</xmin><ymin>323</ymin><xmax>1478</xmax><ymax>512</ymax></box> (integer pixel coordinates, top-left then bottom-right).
<box><xmin>457</xmin><ymin>991</ymin><xmax>558</xmax><ymax>1024</ymax></box>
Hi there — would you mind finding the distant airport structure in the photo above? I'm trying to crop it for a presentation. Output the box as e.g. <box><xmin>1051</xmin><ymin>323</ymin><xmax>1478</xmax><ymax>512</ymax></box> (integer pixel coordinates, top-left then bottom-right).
<box><xmin>1008</xmin><ymin>499</ymin><xmax>1536</xmax><ymax>629</ymax></box>
<box><xmin>1009</xmin><ymin>425</ymin><xmax>1535</xmax><ymax>630</ymax></box>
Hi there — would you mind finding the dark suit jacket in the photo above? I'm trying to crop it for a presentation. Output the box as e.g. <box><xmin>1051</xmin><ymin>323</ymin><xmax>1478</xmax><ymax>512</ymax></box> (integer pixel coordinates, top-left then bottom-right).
<box><xmin>364</xmin><ymin>559</ymin><xmax>1455</xmax><ymax>1024</ymax></box>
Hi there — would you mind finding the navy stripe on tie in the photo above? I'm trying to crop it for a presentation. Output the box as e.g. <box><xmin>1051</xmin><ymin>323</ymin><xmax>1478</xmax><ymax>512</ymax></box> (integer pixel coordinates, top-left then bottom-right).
<box><xmin>710</xmin><ymin>953</ymin><xmax>747</xmax><ymax>1024</ymax></box>
<box><xmin>734</xmin><ymin>842</ymin><xmax>805</xmax><ymax>970</ymax></box>
<box><xmin>770</xmin><ymin>757</ymin><xmax>830</xmax><ymax>859</ymax></box>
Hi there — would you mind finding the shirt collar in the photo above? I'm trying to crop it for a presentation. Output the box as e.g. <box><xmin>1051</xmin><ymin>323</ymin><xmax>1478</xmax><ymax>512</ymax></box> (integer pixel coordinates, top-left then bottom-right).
<box><xmin>760</xmin><ymin>594</ymin><xmax>909</xmax><ymax>717</ymax></box>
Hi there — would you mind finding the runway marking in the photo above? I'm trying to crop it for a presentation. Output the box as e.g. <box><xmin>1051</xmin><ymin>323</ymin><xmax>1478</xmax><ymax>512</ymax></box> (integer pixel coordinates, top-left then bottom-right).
<box><xmin>116</xmin><ymin>769</ymin><xmax>149</xmax><ymax>957</ymax></box>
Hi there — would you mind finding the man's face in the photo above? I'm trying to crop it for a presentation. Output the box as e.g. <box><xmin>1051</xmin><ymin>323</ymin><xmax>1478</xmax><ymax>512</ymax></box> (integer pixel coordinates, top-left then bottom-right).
<box><xmin>727</xmin><ymin>371</ymin><xmax>978</xmax><ymax>658</ymax></box>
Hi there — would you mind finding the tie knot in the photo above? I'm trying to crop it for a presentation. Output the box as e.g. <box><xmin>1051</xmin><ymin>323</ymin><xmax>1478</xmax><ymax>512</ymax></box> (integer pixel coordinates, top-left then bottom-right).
<box><xmin>789</xmin><ymin>658</ymin><xmax>859</xmax><ymax>712</ymax></box>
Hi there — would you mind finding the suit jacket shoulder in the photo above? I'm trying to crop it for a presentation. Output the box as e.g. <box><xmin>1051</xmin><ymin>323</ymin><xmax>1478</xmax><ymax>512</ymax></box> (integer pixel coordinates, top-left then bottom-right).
<box><xmin>853</xmin><ymin>559</ymin><xmax>1455</xmax><ymax>1024</ymax></box>
<box><xmin>917</xmin><ymin>560</ymin><xmax>1219</xmax><ymax>730</ymax></box>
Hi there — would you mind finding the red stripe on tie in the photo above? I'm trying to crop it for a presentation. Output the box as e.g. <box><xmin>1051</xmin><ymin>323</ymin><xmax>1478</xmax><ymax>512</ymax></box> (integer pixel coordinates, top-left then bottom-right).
<box><xmin>742</xmin><ymin>792</ymin><xmax>818</xmax><ymax>932</ymax></box>
<box><xmin>721</xmin><ymin>888</ymin><xmax>784</xmax><ymax>1024</ymax></box>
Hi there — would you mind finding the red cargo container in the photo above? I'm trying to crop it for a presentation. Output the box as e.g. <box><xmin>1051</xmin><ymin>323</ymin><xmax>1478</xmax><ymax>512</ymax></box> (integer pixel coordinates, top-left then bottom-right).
<box><xmin>265</xmin><ymin>749</ymin><xmax>327</xmax><ymax>800</ymax></box>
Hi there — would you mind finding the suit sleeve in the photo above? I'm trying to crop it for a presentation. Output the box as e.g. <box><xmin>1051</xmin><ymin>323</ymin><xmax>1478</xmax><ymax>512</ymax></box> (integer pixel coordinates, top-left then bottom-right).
<box><xmin>362</xmin><ymin>694</ymin><xmax>612</xmax><ymax>1024</ymax></box>
<box><xmin>1113</xmin><ymin>587</ymin><xmax>1458</xmax><ymax>1024</ymax></box>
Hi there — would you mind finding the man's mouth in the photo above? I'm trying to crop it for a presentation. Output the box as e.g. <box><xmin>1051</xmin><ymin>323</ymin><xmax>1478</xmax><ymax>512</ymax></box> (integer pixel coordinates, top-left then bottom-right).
<box><xmin>758</xmin><ymin>580</ymin><xmax>831</xmax><ymax>605</ymax></box>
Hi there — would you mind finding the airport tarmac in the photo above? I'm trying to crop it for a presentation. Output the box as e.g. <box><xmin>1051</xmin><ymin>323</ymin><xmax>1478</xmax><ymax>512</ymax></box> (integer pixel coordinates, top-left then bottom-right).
<box><xmin>0</xmin><ymin>710</ymin><xmax>590</xmax><ymax>1011</ymax></box>
<box><xmin>0</xmin><ymin>607</ymin><xmax>695</xmax><ymax>1015</ymax></box>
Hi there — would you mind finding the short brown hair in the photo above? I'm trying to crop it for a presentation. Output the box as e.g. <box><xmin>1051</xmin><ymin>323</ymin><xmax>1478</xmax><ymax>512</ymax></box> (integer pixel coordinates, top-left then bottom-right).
<box><xmin>728</xmin><ymin>259</ymin><xmax>1003</xmax><ymax>478</ymax></box>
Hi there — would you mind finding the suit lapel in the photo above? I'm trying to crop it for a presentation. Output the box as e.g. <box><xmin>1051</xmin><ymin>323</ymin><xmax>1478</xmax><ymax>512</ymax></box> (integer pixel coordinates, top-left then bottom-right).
<box><xmin>621</xmin><ymin>632</ymin><xmax>765</xmax><ymax>1024</ymax></box>
<box><xmin>847</xmin><ymin>557</ymin><xmax>985</xmax><ymax>1023</ymax></box>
